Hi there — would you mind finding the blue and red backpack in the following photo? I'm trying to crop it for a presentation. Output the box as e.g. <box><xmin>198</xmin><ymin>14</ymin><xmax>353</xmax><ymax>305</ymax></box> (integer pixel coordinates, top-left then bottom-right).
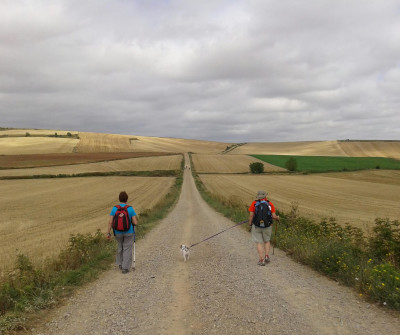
<box><xmin>112</xmin><ymin>205</ymin><xmax>132</xmax><ymax>232</ymax></box>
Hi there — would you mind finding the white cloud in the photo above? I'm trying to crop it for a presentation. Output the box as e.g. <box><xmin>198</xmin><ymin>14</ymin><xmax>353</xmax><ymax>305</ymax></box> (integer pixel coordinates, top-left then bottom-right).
<box><xmin>1</xmin><ymin>0</ymin><xmax>399</xmax><ymax>141</ymax></box>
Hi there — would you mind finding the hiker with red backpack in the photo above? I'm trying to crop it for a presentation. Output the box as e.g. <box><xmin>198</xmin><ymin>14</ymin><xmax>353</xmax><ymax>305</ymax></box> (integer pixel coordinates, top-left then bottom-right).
<box><xmin>248</xmin><ymin>190</ymin><xmax>280</xmax><ymax>266</ymax></box>
<box><xmin>107</xmin><ymin>191</ymin><xmax>138</xmax><ymax>274</ymax></box>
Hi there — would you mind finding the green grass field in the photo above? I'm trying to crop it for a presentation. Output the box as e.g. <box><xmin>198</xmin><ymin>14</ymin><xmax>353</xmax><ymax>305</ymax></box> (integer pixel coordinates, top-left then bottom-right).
<box><xmin>252</xmin><ymin>155</ymin><xmax>400</xmax><ymax>173</ymax></box>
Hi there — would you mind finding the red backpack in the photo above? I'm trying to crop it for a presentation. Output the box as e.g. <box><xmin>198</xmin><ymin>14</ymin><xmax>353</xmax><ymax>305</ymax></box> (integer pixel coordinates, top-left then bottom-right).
<box><xmin>112</xmin><ymin>205</ymin><xmax>132</xmax><ymax>232</ymax></box>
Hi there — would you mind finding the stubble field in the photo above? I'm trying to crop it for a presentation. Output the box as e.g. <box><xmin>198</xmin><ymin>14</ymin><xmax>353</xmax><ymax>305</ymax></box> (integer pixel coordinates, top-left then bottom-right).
<box><xmin>230</xmin><ymin>140</ymin><xmax>400</xmax><ymax>159</ymax></box>
<box><xmin>0</xmin><ymin>155</ymin><xmax>182</xmax><ymax>177</ymax></box>
<box><xmin>1</xmin><ymin>129</ymin><xmax>399</xmax><ymax>274</ymax></box>
<box><xmin>191</xmin><ymin>154</ymin><xmax>286</xmax><ymax>173</ymax></box>
<box><xmin>0</xmin><ymin>137</ymin><xmax>79</xmax><ymax>155</ymax></box>
<box><xmin>0</xmin><ymin>176</ymin><xmax>175</xmax><ymax>273</ymax></box>
<box><xmin>198</xmin><ymin>170</ymin><xmax>400</xmax><ymax>231</ymax></box>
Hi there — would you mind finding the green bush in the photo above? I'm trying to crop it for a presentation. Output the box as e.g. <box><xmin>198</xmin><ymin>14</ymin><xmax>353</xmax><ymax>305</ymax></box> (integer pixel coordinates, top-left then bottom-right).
<box><xmin>368</xmin><ymin>218</ymin><xmax>400</xmax><ymax>267</ymax></box>
<box><xmin>249</xmin><ymin>162</ymin><xmax>264</xmax><ymax>174</ymax></box>
<box><xmin>285</xmin><ymin>157</ymin><xmax>297</xmax><ymax>171</ymax></box>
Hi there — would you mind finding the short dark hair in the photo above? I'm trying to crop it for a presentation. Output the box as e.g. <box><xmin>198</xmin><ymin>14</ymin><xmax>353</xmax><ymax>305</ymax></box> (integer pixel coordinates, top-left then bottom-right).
<box><xmin>119</xmin><ymin>191</ymin><xmax>128</xmax><ymax>203</ymax></box>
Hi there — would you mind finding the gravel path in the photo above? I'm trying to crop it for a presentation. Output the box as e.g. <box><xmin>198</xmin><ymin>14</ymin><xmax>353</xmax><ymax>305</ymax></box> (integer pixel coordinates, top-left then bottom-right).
<box><xmin>33</xmin><ymin>155</ymin><xmax>400</xmax><ymax>335</ymax></box>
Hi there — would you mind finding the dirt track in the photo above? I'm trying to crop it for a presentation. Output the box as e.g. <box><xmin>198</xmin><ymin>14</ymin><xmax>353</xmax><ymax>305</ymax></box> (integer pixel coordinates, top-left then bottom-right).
<box><xmin>33</xmin><ymin>154</ymin><xmax>400</xmax><ymax>335</ymax></box>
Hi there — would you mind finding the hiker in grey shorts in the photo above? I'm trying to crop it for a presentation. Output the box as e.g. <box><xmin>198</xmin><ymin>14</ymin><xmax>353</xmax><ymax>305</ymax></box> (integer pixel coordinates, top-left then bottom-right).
<box><xmin>107</xmin><ymin>191</ymin><xmax>138</xmax><ymax>274</ymax></box>
<box><xmin>248</xmin><ymin>190</ymin><xmax>280</xmax><ymax>266</ymax></box>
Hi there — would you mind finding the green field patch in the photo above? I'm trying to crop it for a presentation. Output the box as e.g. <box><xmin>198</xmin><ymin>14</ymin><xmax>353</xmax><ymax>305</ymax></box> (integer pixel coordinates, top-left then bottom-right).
<box><xmin>252</xmin><ymin>155</ymin><xmax>400</xmax><ymax>173</ymax></box>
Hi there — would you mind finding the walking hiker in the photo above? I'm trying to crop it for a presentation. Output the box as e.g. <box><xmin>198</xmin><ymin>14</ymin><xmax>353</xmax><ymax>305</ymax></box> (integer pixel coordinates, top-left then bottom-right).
<box><xmin>107</xmin><ymin>191</ymin><xmax>138</xmax><ymax>274</ymax></box>
<box><xmin>248</xmin><ymin>190</ymin><xmax>280</xmax><ymax>266</ymax></box>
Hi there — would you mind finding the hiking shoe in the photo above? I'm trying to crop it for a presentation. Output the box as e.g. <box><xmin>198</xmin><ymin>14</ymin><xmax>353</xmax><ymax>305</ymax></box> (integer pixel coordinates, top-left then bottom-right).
<box><xmin>121</xmin><ymin>269</ymin><xmax>129</xmax><ymax>274</ymax></box>
<box><xmin>257</xmin><ymin>259</ymin><xmax>265</xmax><ymax>266</ymax></box>
<box><xmin>265</xmin><ymin>256</ymin><xmax>271</xmax><ymax>264</ymax></box>
<box><xmin>118</xmin><ymin>265</ymin><xmax>122</xmax><ymax>270</ymax></box>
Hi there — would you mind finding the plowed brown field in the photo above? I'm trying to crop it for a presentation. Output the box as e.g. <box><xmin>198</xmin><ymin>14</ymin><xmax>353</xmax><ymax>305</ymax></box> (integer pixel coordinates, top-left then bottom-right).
<box><xmin>0</xmin><ymin>152</ymin><xmax>175</xmax><ymax>169</ymax></box>
<box><xmin>0</xmin><ymin>177</ymin><xmax>175</xmax><ymax>273</ymax></box>
<box><xmin>191</xmin><ymin>154</ymin><xmax>286</xmax><ymax>173</ymax></box>
<box><xmin>199</xmin><ymin>170</ymin><xmax>400</xmax><ymax>231</ymax></box>
<box><xmin>0</xmin><ymin>155</ymin><xmax>182</xmax><ymax>177</ymax></box>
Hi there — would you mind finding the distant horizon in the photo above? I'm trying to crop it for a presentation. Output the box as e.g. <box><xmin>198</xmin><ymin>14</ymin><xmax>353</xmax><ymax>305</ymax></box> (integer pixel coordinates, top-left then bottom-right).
<box><xmin>1</xmin><ymin>126</ymin><xmax>400</xmax><ymax>144</ymax></box>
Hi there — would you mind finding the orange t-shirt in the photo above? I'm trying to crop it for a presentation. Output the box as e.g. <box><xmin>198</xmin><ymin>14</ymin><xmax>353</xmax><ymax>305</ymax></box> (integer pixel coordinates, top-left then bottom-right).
<box><xmin>248</xmin><ymin>198</ymin><xmax>276</xmax><ymax>213</ymax></box>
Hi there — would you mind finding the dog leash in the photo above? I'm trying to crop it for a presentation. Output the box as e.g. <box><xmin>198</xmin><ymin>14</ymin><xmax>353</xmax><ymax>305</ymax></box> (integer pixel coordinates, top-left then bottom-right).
<box><xmin>189</xmin><ymin>220</ymin><xmax>248</xmax><ymax>248</ymax></box>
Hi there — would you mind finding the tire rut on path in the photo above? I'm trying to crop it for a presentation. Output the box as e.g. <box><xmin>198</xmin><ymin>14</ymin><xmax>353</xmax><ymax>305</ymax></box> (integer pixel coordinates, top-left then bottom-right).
<box><xmin>33</xmin><ymin>154</ymin><xmax>400</xmax><ymax>335</ymax></box>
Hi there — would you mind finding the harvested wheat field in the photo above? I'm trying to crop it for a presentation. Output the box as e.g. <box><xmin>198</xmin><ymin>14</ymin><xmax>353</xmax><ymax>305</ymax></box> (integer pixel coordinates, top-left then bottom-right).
<box><xmin>0</xmin><ymin>137</ymin><xmax>79</xmax><ymax>155</ymax></box>
<box><xmin>191</xmin><ymin>154</ymin><xmax>286</xmax><ymax>173</ymax></box>
<box><xmin>230</xmin><ymin>140</ymin><xmax>400</xmax><ymax>158</ymax></box>
<box><xmin>199</xmin><ymin>170</ymin><xmax>400</xmax><ymax>231</ymax></box>
<box><xmin>229</xmin><ymin>140</ymin><xmax>347</xmax><ymax>156</ymax></box>
<box><xmin>0</xmin><ymin>129</ymin><xmax>75</xmax><ymax>136</ymax></box>
<box><xmin>74</xmin><ymin>132</ymin><xmax>135</xmax><ymax>152</ymax></box>
<box><xmin>338</xmin><ymin>141</ymin><xmax>400</xmax><ymax>159</ymax></box>
<box><xmin>0</xmin><ymin>176</ymin><xmax>175</xmax><ymax>273</ymax></box>
<box><xmin>0</xmin><ymin>155</ymin><xmax>182</xmax><ymax>177</ymax></box>
<box><xmin>132</xmin><ymin>135</ymin><xmax>230</xmax><ymax>153</ymax></box>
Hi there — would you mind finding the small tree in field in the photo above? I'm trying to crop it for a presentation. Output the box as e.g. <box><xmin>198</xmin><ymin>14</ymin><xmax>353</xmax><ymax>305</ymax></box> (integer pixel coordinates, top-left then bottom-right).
<box><xmin>249</xmin><ymin>162</ymin><xmax>264</xmax><ymax>174</ymax></box>
<box><xmin>285</xmin><ymin>157</ymin><xmax>297</xmax><ymax>171</ymax></box>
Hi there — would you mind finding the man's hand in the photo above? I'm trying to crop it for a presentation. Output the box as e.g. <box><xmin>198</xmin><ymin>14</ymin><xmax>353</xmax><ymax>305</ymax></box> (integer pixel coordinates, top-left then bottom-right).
<box><xmin>106</xmin><ymin>232</ymin><xmax>111</xmax><ymax>240</ymax></box>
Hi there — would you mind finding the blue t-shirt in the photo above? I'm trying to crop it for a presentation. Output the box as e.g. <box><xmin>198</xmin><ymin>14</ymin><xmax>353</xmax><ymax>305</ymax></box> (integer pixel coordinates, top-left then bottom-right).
<box><xmin>110</xmin><ymin>204</ymin><xmax>137</xmax><ymax>234</ymax></box>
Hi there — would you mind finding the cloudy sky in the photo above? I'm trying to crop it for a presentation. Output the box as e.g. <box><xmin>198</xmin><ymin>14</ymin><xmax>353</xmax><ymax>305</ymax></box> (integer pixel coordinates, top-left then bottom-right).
<box><xmin>1</xmin><ymin>0</ymin><xmax>399</xmax><ymax>142</ymax></box>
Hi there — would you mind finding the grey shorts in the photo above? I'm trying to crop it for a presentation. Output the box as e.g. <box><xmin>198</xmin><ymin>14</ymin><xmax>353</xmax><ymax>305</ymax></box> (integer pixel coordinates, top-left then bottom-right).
<box><xmin>251</xmin><ymin>225</ymin><xmax>272</xmax><ymax>243</ymax></box>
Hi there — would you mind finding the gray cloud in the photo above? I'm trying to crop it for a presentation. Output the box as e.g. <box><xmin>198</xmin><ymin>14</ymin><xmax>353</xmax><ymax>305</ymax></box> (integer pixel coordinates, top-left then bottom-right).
<box><xmin>1</xmin><ymin>0</ymin><xmax>399</xmax><ymax>142</ymax></box>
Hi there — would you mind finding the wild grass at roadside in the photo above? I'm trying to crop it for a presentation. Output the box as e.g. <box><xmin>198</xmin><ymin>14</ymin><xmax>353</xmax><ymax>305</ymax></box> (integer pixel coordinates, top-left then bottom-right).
<box><xmin>0</xmin><ymin>167</ymin><xmax>183</xmax><ymax>334</ymax></box>
<box><xmin>278</xmin><ymin>205</ymin><xmax>400</xmax><ymax>309</ymax></box>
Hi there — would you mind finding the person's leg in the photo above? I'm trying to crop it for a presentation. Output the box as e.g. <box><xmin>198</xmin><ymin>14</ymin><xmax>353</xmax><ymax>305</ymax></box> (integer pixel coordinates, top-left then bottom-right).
<box><xmin>252</xmin><ymin>226</ymin><xmax>266</xmax><ymax>265</ymax></box>
<box><xmin>260</xmin><ymin>226</ymin><xmax>272</xmax><ymax>262</ymax></box>
<box><xmin>115</xmin><ymin>234</ymin><xmax>124</xmax><ymax>268</ymax></box>
<box><xmin>121</xmin><ymin>234</ymin><xmax>134</xmax><ymax>271</ymax></box>
<box><xmin>264</xmin><ymin>241</ymin><xmax>271</xmax><ymax>262</ymax></box>
<box><xmin>257</xmin><ymin>243</ymin><xmax>265</xmax><ymax>260</ymax></box>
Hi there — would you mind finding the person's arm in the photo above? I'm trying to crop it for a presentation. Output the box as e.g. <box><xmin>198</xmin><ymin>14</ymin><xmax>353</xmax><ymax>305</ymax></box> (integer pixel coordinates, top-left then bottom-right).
<box><xmin>107</xmin><ymin>216</ymin><xmax>113</xmax><ymax>239</ymax></box>
<box><xmin>132</xmin><ymin>215</ymin><xmax>138</xmax><ymax>226</ymax></box>
<box><xmin>249</xmin><ymin>211</ymin><xmax>254</xmax><ymax>227</ymax></box>
<box><xmin>272</xmin><ymin>212</ymin><xmax>280</xmax><ymax>221</ymax></box>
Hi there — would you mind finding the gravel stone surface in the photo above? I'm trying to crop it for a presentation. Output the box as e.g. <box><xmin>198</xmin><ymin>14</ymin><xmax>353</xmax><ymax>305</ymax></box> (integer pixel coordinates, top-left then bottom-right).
<box><xmin>32</xmin><ymin>155</ymin><xmax>400</xmax><ymax>335</ymax></box>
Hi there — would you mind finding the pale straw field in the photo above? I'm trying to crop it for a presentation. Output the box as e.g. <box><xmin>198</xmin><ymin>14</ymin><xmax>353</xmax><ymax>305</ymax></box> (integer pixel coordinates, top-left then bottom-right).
<box><xmin>191</xmin><ymin>154</ymin><xmax>286</xmax><ymax>173</ymax></box>
<box><xmin>0</xmin><ymin>176</ymin><xmax>175</xmax><ymax>273</ymax></box>
<box><xmin>0</xmin><ymin>155</ymin><xmax>182</xmax><ymax>177</ymax></box>
<box><xmin>74</xmin><ymin>132</ymin><xmax>134</xmax><ymax>152</ymax></box>
<box><xmin>131</xmin><ymin>135</ymin><xmax>229</xmax><ymax>153</ymax></box>
<box><xmin>229</xmin><ymin>140</ymin><xmax>400</xmax><ymax>158</ymax></box>
<box><xmin>199</xmin><ymin>170</ymin><xmax>400</xmax><ymax>231</ymax></box>
<box><xmin>0</xmin><ymin>137</ymin><xmax>79</xmax><ymax>155</ymax></box>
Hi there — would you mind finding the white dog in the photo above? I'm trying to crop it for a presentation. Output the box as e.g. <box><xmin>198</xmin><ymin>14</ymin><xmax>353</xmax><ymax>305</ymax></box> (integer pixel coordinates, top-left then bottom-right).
<box><xmin>180</xmin><ymin>244</ymin><xmax>190</xmax><ymax>262</ymax></box>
